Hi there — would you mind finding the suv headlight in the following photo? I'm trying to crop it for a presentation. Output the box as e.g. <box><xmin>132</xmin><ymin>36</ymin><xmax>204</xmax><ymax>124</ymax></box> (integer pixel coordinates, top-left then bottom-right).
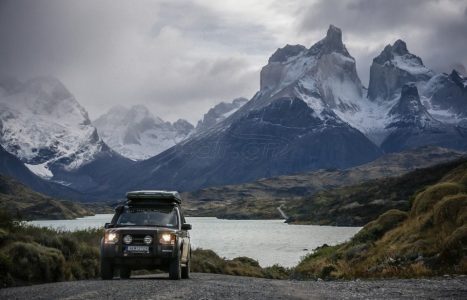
<box><xmin>159</xmin><ymin>233</ymin><xmax>175</xmax><ymax>245</ymax></box>
<box><xmin>123</xmin><ymin>234</ymin><xmax>133</xmax><ymax>245</ymax></box>
<box><xmin>105</xmin><ymin>232</ymin><xmax>118</xmax><ymax>244</ymax></box>
<box><xmin>144</xmin><ymin>235</ymin><xmax>153</xmax><ymax>245</ymax></box>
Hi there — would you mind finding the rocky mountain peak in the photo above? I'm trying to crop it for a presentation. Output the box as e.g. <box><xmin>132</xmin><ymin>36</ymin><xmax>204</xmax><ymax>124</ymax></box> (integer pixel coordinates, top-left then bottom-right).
<box><xmin>322</xmin><ymin>24</ymin><xmax>346</xmax><ymax>54</ymax></box>
<box><xmin>269</xmin><ymin>44</ymin><xmax>306</xmax><ymax>63</ymax></box>
<box><xmin>368</xmin><ymin>40</ymin><xmax>433</xmax><ymax>101</ymax></box>
<box><xmin>387</xmin><ymin>83</ymin><xmax>435</xmax><ymax>128</ymax></box>
<box><xmin>93</xmin><ymin>105</ymin><xmax>194</xmax><ymax>160</ymax></box>
<box><xmin>173</xmin><ymin>119</ymin><xmax>194</xmax><ymax>135</ymax></box>
<box><xmin>449</xmin><ymin>69</ymin><xmax>466</xmax><ymax>89</ymax></box>
<box><xmin>196</xmin><ymin>97</ymin><xmax>248</xmax><ymax>132</ymax></box>
<box><xmin>392</xmin><ymin>39</ymin><xmax>409</xmax><ymax>56</ymax></box>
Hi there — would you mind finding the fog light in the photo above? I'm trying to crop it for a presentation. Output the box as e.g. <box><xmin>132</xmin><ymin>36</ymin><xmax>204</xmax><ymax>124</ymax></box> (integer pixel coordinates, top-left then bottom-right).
<box><xmin>123</xmin><ymin>234</ymin><xmax>133</xmax><ymax>245</ymax></box>
<box><xmin>144</xmin><ymin>235</ymin><xmax>153</xmax><ymax>245</ymax></box>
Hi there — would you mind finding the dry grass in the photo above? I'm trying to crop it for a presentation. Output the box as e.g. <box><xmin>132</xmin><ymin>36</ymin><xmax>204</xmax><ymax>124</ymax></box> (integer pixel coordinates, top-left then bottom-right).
<box><xmin>294</xmin><ymin>162</ymin><xmax>467</xmax><ymax>279</ymax></box>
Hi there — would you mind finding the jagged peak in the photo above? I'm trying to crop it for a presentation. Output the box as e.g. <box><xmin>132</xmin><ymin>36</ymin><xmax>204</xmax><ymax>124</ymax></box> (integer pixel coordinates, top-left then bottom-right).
<box><xmin>392</xmin><ymin>39</ymin><xmax>409</xmax><ymax>55</ymax></box>
<box><xmin>23</xmin><ymin>76</ymin><xmax>72</xmax><ymax>100</ymax></box>
<box><xmin>324</xmin><ymin>24</ymin><xmax>343</xmax><ymax>48</ymax></box>
<box><xmin>374</xmin><ymin>39</ymin><xmax>422</xmax><ymax>65</ymax></box>
<box><xmin>389</xmin><ymin>83</ymin><xmax>424</xmax><ymax>116</ymax></box>
<box><xmin>307</xmin><ymin>24</ymin><xmax>349</xmax><ymax>57</ymax></box>
<box><xmin>268</xmin><ymin>44</ymin><xmax>306</xmax><ymax>63</ymax></box>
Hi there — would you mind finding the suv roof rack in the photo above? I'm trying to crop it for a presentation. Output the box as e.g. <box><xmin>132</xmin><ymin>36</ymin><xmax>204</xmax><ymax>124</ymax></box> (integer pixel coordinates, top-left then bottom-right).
<box><xmin>126</xmin><ymin>190</ymin><xmax>182</xmax><ymax>204</ymax></box>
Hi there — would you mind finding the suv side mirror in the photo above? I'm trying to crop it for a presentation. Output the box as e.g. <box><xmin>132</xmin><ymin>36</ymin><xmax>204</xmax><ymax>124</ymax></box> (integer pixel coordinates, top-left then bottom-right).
<box><xmin>181</xmin><ymin>223</ymin><xmax>192</xmax><ymax>230</ymax></box>
<box><xmin>104</xmin><ymin>223</ymin><xmax>113</xmax><ymax>229</ymax></box>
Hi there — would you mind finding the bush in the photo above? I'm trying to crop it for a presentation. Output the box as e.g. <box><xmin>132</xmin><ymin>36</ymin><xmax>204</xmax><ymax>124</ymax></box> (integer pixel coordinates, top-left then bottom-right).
<box><xmin>433</xmin><ymin>194</ymin><xmax>467</xmax><ymax>227</ymax></box>
<box><xmin>353</xmin><ymin>209</ymin><xmax>408</xmax><ymax>243</ymax></box>
<box><xmin>0</xmin><ymin>251</ymin><xmax>14</xmax><ymax>287</ymax></box>
<box><xmin>6</xmin><ymin>242</ymin><xmax>66</xmax><ymax>284</ymax></box>
<box><xmin>262</xmin><ymin>264</ymin><xmax>290</xmax><ymax>279</ymax></box>
<box><xmin>412</xmin><ymin>183</ymin><xmax>464</xmax><ymax>216</ymax></box>
<box><xmin>191</xmin><ymin>249</ymin><xmax>225</xmax><ymax>274</ymax></box>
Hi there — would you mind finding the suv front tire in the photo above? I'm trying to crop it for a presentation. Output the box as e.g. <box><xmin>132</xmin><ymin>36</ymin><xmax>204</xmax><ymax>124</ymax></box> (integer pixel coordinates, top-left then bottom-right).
<box><xmin>100</xmin><ymin>258</ymin><xmax>114</xmax><ymax>280</ymax></box>
<box><xmin>169</xmin><ymin>256</ymin><xmax>181</xmax><ymax>280</ymax></box>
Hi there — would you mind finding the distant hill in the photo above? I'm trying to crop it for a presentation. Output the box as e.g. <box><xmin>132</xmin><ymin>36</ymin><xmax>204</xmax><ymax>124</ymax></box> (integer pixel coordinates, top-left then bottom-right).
<box><xmin>0</xmin><ymin>174</ymin><xmax>94</xmax><ymax>220</ymax></box>
<box><xmin>182</xmin><ymin>146</ymin><xmax>465</xmax><ymax>220</ymax></box>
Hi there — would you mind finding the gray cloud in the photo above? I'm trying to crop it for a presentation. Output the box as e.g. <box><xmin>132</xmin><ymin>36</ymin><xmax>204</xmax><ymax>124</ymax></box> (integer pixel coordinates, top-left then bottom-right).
<box><xmin>295</xmin><ymin>0</ymin><xmax>467</xmax><ymax>84</ymax></box>
<box><xmin>0</xmin><ymin>0</ymin><xmax>466</xmax><ymax>123</ymax></box>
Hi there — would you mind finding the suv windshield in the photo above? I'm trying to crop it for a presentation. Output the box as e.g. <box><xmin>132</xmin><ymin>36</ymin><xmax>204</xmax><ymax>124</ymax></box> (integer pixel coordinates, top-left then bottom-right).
<box><xmin>116</xmin><ymin>206</ymin><xmax>179</xmax><ymax>228</ymax></box>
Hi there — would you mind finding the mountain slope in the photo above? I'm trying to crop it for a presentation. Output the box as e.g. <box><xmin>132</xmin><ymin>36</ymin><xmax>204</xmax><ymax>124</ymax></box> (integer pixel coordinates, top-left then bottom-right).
<box><xmin>0</xmin><ymin>77</ymin><xmax>103</xmax><ymax>172</ymax></box>
<box><xmin>0</xmin><ymin>77</ymin><xmax>134</xmax><ymax>193</ymax></box>
<box><xmin>0</xmin><ymin>145</ymin><xmax>85</xmax><ymax>200</ymax></box>
<box><xmin>94</xmin><ymin>105</ymin><xmax>194</xmax><ymax>160</ymax></box>
<box><xmin>0</xmin><ymin>174</ymin><xmax>93</xmax><ymax>220</ymax></box>
<box><xmin>381</xmin><ymin>84</ymin><xmax>467</xmax><ymax>152</ymax></box>
<box><xmin>182</xmin><ymin>146</ymin><xmax>464</xmax><ymax>219</ymax></box>
<box><xmin>196</xmin><ymin>97</ymin><xmax>248</xmax><ymax>132</ymax></box>
<box><xmin>287</xmin><ymin>157</ymin><xmax>467</xmax><ymax>226</ymax></box>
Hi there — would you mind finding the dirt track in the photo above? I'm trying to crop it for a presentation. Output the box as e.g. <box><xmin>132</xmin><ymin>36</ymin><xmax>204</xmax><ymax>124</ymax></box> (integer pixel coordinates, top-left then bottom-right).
<box><xmin>1</xmin><ymin>273</ymin><xmax>466</xmax><ymax>299</ymax></box>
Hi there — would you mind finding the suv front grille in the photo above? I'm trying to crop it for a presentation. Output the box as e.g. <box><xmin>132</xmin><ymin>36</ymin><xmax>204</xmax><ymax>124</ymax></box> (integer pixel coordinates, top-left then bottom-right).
<box><xmin>125</xmin><ymin>234</ymin><xmax>154</xmax><ymax>245</ymax></box>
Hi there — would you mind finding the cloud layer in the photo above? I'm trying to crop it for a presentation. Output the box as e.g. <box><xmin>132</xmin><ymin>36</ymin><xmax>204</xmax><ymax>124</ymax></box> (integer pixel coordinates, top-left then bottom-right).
<box><xmin>1</xmin><ymin>0</ymin><xmax>466</xmax><ymax>123</ymax></box>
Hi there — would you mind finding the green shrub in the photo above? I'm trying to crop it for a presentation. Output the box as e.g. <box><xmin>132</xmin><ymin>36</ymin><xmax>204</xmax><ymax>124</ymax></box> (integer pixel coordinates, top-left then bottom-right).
<box><xmin>0</xmin><ymin>251</ymin><xmax>14</xmax><ymax>287</ymax></box>
<box><xmin>412</xmin><ymin>183</ymin><xmax>464</xmax><ymax>216</ymax></box>
<box><xmin>7</xmin><ymin>242</ymin><xmax>66</xmax><ymax>284</ymax></box>
<box><xmin>353</xmin><ymin>209</ymin><xmax>408</xmax><ymax>243</ymax></box>
<box><xmin>433</xmin><ymin>194</ymin><xmax>467</xmax><ymax>227</ymax></box>
<box><xmin>191</xmin><ymin>249</ymin><xmax>226</xmax><ymax>274</ymax></box>
<box><xmin>262</xmin><ymin>264</ymin><xmax>290</xmax><ymax>279</ymax></box>
<box><xmin>440</xmin><ymin>225</ymin><xmax>467</xmax><ymax>265</ymax></box>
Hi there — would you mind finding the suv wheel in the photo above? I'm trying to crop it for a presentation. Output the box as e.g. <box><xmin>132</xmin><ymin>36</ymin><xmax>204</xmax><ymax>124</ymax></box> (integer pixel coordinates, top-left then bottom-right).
<box><xmin>120</xmin><ymin>267</ymin><xmax>131</xmax><ymax>279</ymax></box>
<box><xmin>100</xmin><ymin>258</ymin><xmax>114</xmax><ymax>280</ymax></box>
<box><xmin>181</xmin><ymin>251</ymin><xmax>190</xmax><ymax>279</ymax></box>
<box><xmin>169</xmin><ymin>257</ymin><xmax>181</xmax><ymax>280</ymax></box>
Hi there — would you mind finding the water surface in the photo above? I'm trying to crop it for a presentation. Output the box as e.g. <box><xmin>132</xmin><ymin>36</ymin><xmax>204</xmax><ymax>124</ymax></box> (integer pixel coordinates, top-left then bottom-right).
<box><xmin>30</xmin><ymin>215</ymin><xmax>360</xmax><ymax>267</ymax></box>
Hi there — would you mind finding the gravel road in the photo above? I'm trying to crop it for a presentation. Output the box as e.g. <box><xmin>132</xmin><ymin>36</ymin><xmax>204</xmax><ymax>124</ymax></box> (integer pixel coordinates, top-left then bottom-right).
<box><xmin>1</xmin><ymin>273</ymin><xmax>466</xmax><ymax>300</ymax></box>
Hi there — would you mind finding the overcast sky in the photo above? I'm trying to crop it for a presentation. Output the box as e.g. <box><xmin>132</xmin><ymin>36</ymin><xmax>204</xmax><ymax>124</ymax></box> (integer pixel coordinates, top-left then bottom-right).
<box><xmin>1</xmin><ymin>0</ymin><xmax>466</xmax><ymax>123</ymax></box>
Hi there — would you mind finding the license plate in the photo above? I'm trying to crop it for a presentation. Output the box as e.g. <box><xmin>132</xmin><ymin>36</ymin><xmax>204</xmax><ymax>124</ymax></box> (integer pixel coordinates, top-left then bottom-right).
<box><xmin>126</xmin><ymin>245</ymin><xmax>149</xmax><ymax>253</ymax></box>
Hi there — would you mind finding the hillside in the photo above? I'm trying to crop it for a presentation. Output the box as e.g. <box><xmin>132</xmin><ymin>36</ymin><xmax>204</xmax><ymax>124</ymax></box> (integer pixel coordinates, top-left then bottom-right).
<box><xmin>182</xmin><ymin>147</ymin><xmax>464</xmax><ymax>220</ymax></box>
<box><xmin>286</xmin><ymin>157</ymin><xmax>467</xmax><ymax>226</ymax></box>
<box><xmin>0</xmin><ymin>174</ymin><xmax>94</xmax><ymax>220</ymax></box>
<box><xmin>294</xmin><ymin>160</ymin><xmax>467</xmax><ymax>278</ymax></box>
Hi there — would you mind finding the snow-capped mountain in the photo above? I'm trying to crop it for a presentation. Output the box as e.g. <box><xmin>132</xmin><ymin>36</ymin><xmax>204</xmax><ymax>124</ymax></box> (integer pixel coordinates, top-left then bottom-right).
<box><xmin>237</xmin><ymin>25</ymin><xmax>364</xmax><ymax>120</ymax></box>
<box><xmin>93</xmin><ymin>105</ymin><xmax>194</xmax><ymax>160</ymax></box>
<box><xmin>0</xmin><ymin>76</ymin><xmax>133</xmax><ymax>191</ymax></box>
<box><xmin>422</xmin><ymin>70</ymin><xmax>467</xmax><ymax>123</ymax></box>
<box><xmin>98</xmin><ymin>25</ymin><xmax>467</xmax><ymax>197</ymax></box>
<box><xmin>196</xmin><ymin>97</ymin><xmax>248</xmax><ymax>132</ymax></box>
<box><xmin>100</xmin><ymin>25</ymin><xmax>384</xmax><ymax>195</ymax></box>
<box><xmin>368</xmin><ymin>39</ymin><xmax>434</xmax><ymax>102</ymax></box>
<box><xmin>381</xmin><ymin>83</ymin><xmax>467</xmax><ymax>152</ymax></box>
<box><xmin>0</xmin><ymin>77</ymin><xmax>104</xmax><ymax>175</ymax></box>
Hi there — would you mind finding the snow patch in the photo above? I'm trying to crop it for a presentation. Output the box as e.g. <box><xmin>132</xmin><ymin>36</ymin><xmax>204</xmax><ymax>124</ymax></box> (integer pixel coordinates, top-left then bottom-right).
<box><xmin>25</xmin><ymin>162</ymin><xmax>53</xmax><ymax>179</ymax></box>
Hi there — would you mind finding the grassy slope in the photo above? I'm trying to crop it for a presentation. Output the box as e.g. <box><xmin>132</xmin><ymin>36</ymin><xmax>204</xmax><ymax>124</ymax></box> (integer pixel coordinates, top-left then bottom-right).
<box><xmin>286</xmin><ymin>158</ymin><xmax>467</xmax><ymax>226</ymax></box>
<box><xmin>294</xmin><ymin>162</ymin><xmax>467</xmax><ymax>279</ymax></box>
<box><xmin>183</xmin><ymin>147</ymin><xmax>464</xmax><ymax>220</ymax></box>
<box><xmin>0</xmin><ymin>175</ymin><xmax>94</xmax><ymax>220</ymax></box>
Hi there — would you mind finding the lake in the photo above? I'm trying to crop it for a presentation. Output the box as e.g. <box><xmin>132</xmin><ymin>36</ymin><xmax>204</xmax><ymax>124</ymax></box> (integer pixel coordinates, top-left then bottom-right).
<box><xmin>30</xmin><ymin>215</ymin><xmax>361</xmax><ymax>267</ymax></box>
